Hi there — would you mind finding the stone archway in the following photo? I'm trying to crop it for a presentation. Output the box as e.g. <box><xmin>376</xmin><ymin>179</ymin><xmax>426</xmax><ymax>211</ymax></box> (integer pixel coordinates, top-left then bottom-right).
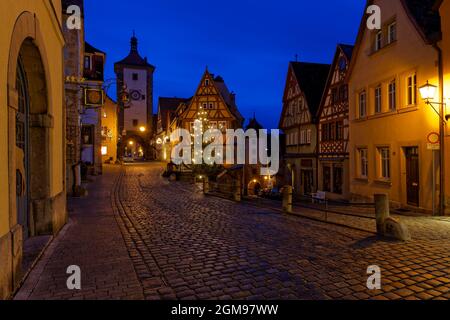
<box><xmin>16</xmin><ymin>38</ymin><xmax>50</xmax><ymax>237</ymax></box>
<box><xmin>7</xmin><ymin>12</ymin><xmax>53</xmax><ymax>242</ymax></box>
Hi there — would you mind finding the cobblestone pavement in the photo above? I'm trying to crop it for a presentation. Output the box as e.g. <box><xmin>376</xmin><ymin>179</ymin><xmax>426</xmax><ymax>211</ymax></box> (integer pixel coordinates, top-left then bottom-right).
<box><xmin>17</xmin><ymin>163</ymin><xmax>449</xmax><ymax>300</ymax></box>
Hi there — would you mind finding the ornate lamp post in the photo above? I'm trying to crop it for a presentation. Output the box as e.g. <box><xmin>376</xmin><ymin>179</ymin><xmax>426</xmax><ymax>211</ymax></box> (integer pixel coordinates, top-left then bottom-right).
<box><xmin>419</xmin><ymin>81</ymin><xmax>447</xmax><ymax>216</ymax></box>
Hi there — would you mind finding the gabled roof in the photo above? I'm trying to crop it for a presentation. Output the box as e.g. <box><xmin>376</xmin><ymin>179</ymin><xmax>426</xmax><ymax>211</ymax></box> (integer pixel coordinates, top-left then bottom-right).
<box><xmin>158</xmin><ymin>97</ymin><xmax>189</xmax><ymax>112</ymax></box>
<box><xmin>212</xmin><ymin>74</ymin><xmax>244</xmax><ymax>123</ymax></box>
<box><xmin>245</xmin><ymin>115</ymin><xmax>264</xmax><ymax>130</ymax></box>
<box><xmin>158</xmin><ymin>97</ymin><xmax>189</xmax><ymax>132</ymax></box>
<box><xmin>85</xmin><ymin>42</ymin><xmax>105</xmax><ymax>55</ymax></box>
<box><xmin>317</xmin><ymin>44</ymin><xmax>354</xmax><ymax>119</ymax></box>
<box><xmin>348</xmin><ymin>0</ymin><xmax>441</xmax><ymax>79</ymax></box>
<box><xmin>114</xmin><ymin>34</ymin><xmax>155</xmax><ymax>69</ymax></box>
<box><xmin>290</xmin><ymin>61</ymin><xmax>330</xmax><ymax>118</ymax></box>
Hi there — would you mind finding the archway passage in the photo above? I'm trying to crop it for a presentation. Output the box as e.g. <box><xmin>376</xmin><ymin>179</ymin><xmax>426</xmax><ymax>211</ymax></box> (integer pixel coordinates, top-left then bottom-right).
<box><xmin>123</xmin><ymin>135</ymin><xmax>149</xmax><ymax>161</ymax></box>
<box><xmin>247</xmin><ymin>180</ymin><xmax>262</xmax><ymax>196</ymax></box>
<box><xmin>15</xmin><ymin>38</ymin><xmax>49</xmax><ymax>238</ymax></box>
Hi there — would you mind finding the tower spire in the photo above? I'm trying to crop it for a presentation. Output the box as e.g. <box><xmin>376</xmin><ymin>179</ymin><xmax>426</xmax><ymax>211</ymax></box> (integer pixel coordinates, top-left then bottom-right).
<box><xmin>131</xmin><ymin>30</ymin><xmax>138</xmax><ymax>53</ymax></box>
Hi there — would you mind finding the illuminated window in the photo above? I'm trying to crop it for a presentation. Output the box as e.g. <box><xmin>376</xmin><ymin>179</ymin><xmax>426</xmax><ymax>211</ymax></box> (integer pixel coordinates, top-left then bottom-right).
<box><xmin>101</xmin><ymin>146</ymin><xmax>107</xmax><ymax>156</ymax></box>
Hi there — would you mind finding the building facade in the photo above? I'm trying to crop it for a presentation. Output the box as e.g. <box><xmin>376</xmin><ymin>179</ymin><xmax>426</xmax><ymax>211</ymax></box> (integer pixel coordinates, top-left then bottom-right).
<box><xmin>62</xmin><ymin>0</ymin><xmax>84</xmax><ymax>194</ymax></box>
<box><xmin>279</xmin><ymin>62</ymin><xmax>330</xmax><ymax>196</ymax></box>
<box><xmin>317</xmin><ymin>45</ymin><xmax>353</xmax><ymax>200</ymax></box>
<box><xmin>438</xmin><ymin>0</ymin><xmax>450</xmax><ymax>213</ymax></box>
<box><xmin>168</xmin><ymin>69</ymin><xmax>244</xmax><ymax>163</ymax></box>
<box><xmin>101</xmin><ymin>95</ymin><xmax>119</xmax><ymax>164</ymax></box>
<box><xmin>155</xmin><ymin>97</ymin><xmax>189</xmax><ymax>162</ymax></box>
<box><xmin>81</xmin><ymin>42</ymin><xmax>105</xmax><ymax>175</ymax></box>
<box><xmin>0</xmin><ymin>0</ymin><xmax>67</xmax><ymax>299</ymax></box>
<box><xmin>348</xmin><ymin>0</ymin><xmax>442</xmax><ymax>212</ymax></box>
<box><xmin>114</xmin><ymin>34</ymin><xmax>155</xmax><ymax>160</ymax></box>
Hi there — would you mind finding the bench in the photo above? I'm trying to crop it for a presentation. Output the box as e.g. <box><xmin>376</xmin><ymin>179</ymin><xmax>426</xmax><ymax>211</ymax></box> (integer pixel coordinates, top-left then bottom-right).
<box><xmin>311</xmin><ymin>191</ymin><xmax>326</xmax><ymax>204</ymax></box>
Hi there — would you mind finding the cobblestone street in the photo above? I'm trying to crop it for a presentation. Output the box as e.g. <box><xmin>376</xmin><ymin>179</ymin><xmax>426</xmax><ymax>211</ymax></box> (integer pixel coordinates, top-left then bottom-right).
<box><xmin>16</xmin><ymin>163</ymin><xmax>450</xmax><ymax>300</ymax></box>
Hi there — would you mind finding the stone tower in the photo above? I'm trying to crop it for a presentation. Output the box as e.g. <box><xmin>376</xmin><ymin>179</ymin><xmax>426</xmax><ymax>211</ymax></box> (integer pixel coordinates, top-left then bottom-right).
<box><xmin>114</xmin><ymin>34</ymin><xmax>155</xmax><ymax>160</ymax></box>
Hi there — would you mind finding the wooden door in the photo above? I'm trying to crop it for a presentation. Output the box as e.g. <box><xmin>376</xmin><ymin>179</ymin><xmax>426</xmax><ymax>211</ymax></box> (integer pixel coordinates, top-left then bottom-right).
<box><xmin>406</xmin><ymin>147</ymin><xmax>419</xmax><ymax>206</ymax></box>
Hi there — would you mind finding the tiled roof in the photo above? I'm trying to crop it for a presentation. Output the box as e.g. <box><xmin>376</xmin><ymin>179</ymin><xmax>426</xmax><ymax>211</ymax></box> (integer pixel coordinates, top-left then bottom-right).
<box><xmin>290</xmin><ymin>62</ymin><xmax>330</xmax><ymax>118</ymax></box>
<box><xmin>115</xmin><ymin>35</ymin><xmax>155</xmax><ymax>69</ymax></box>
<box><xmin>402</xmin><ymin>0</ymin><xmax>442</xmax><ymax>42</ymax></box>
<box><xmin>85</xmin><ymin>42</ymin><xmax>105</xmax><ymax>55</ymax></box>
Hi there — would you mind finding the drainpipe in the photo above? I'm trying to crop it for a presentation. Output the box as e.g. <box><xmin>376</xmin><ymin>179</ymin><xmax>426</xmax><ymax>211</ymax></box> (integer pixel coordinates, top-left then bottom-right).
<box><xmin>434</xmin><ymin>43</ymin><xmax>445</xmax><ymax>216</ymax></box>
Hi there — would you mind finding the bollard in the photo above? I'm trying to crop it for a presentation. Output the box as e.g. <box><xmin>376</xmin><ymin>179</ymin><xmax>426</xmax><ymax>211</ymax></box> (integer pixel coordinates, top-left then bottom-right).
<box><xmin>203</xmin><ymin>177</ymin><xmax>209</xmax><ymax>194</ymax></box>
<box><xmin>282</xmin><ymin>185</ymin><xmax>293</xmax><ymax>214</ymax></box>
<box><xmin>233</xmin><ymin>179</ymin><xmax>241</xmax><ymax>202</ymax></box>
<box><xmin>374</xmin><ymin>194</ymin><xmax>390</xmax><ymax>235</ymax></box>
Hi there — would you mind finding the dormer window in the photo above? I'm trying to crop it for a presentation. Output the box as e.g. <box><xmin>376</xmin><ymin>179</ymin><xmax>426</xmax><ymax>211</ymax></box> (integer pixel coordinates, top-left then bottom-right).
<box><xmin>388</xmin><ymin>22</ymin><xmax>397</xmax><ymax>44</ymax></box>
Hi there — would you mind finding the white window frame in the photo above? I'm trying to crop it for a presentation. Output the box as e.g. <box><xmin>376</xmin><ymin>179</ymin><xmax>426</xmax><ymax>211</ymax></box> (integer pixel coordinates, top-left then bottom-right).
<box><xmin>377</xmin><ymin>147</ymin><xmax>391</xmax><ymax>180</ymax></box>
<box><xmin>375</xmin><ymin>85</ymin><xmax>382</xmax><ymax>113</ymax></box>
<box><xmin>375</xmin><ymin>31</ymin><xmax>383</xmax><ymax>51</ymax></box>
<box><xmin>388</xmin><ymin>80</ymin><xmax>396</xmax><ymax>110</ymax></box>
<box><xmin>358</xmin><ymin>148</ymin><xmax>369</xmax><ymax>178</ymax></box>
<box><xmin>388</xmin><ymin>22</ymin><xmax>397</xmax><ymax>44</ymax></box>
<box><xmin>359</xmin><ymin>91</ymin><xmax>367</xmax><ymax>118</ymax></box>
<box><xmin>407</xmin><ymin>74</ymin><xmax>417</xmax><ymax>106</ymax></box>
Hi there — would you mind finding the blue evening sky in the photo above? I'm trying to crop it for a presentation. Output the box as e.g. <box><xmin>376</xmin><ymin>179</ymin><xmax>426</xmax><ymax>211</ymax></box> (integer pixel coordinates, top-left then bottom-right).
<box><xmin>84</xmin><ymin>0</ymin><xmax>366</xmax><ymax>129</ymax></box>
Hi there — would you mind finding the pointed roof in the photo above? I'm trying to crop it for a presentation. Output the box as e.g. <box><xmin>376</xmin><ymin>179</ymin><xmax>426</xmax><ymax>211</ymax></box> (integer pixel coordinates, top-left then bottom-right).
<box><xmin>201</xmin><ymin>69</ymin><xmax>244</xmax><ymax>124</ymax></box>
<box><xmin>158</xmin><ymin>97</ymin><xmax>189</xmax><ymax>131</ymax></box>
<box><xmin>289</xmin><ymin>61</ymin><xmax>330</xmax><ymax>118</ymax></box>
<box><xmin>317</xmin><ymin>44</ymin><xmax>354</xmax><ymax>119</ymax></box>
<box><xmin>246</xmin><ymin>114</ymin><xmax>264</xmax><ymax>130</ymax></box>
<box><xmin>114</xmin><ymin>33</ymin><xmax>155</xmax><ymax>69</ymax></box>
<box><xmin>85</xmin><ymin>41</ymin><xmax>105</xmax><ymax>55</ymax></box>
<box><xmin>348</xmin><ymin>0</ymin><xmax>441</xmax><ymax>78</ymax></box>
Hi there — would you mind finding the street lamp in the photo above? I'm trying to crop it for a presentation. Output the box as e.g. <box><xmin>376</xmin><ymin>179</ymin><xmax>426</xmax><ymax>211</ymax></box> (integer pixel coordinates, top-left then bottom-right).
<box><xmin>420</xmin><ymin>81</ymin><xmax>449</xmax><ymax>120</ymax></box>
<box><xmin>139</xmin><ymin>126</ymin><xmax>146</xmax><ymax>132</ymax></box>
<box><xmin>419</xmin><ymin>81</ymin><xmax>447</xmax><ymax>216</ymax></box>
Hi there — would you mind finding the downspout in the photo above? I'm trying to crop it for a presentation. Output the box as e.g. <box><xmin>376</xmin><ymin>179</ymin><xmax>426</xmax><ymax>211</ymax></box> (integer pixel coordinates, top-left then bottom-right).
<box><xmin>433</xmin><ymin>43</ymin><xmax>445</xmax><ymax>216</ymax></box>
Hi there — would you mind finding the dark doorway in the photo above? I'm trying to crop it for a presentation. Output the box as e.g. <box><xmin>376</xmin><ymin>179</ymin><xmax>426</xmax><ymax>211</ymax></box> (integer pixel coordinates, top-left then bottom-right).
<box><xmin>405</xmin><ymin>147</ymin><xmax>419</xmax><ymax>206</ymax></box>
<box><xmin>16</xmin><ymin>57</ymin><xmax>30</xmax><ymax>239</ymax></box>
<box><xmin>301</xmin><ymin>170</ymin><xmax>314</xmax><ymax>195</ymax></box>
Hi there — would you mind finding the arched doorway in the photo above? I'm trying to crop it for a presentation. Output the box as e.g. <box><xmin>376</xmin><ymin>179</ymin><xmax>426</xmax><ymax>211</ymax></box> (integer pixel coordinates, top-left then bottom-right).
<box><xmin>15</xmin><ymin>38</ymin><xmax>49</xmax><ymax>238</ymax></box>
<box><xmin>124</xmin><ymin>135</ymin><xmax>148</xmax><ymax>161</ymax></box>
<box><xmin>248</xmin><ymin>180</ymin><xmax>261</xmax><ymax>196</ymax></box>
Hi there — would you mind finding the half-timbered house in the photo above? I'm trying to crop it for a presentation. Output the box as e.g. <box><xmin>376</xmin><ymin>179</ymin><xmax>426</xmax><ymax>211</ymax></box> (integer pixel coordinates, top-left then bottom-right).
<box><xmin>279</xmin><ymin>62</ymin><xmax>330</xmax><ymax>196</ymax></box>
<box><xmin>317</xmin><ymin>44</ymin><xmax>354</xmax><ymax>200</ymax></box>
<box><xmin>168</xmin><ymin>69</ymin><xmax>244</xmax><ymax>163</ymax></box>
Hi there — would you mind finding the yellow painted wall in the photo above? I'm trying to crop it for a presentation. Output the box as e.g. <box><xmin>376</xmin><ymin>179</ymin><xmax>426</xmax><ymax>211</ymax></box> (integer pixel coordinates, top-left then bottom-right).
<box><xmin>0</xmin><ymin>0</ymin><xmax>65</xmax><ymax>236</ymax></box>
<box><xmin>348</xmin><ymin>0</ymin><xmax>439</xmax><ymax>211</ymax></box>
<box><xmin>440</xmin><ymin>0</ymin><xmax>450</xmax><ymax>210</ymax></box>
<box><xmin>101</xmin><ymin>97</ymin><xmax>118</xmax><ymax>163</ymax></box>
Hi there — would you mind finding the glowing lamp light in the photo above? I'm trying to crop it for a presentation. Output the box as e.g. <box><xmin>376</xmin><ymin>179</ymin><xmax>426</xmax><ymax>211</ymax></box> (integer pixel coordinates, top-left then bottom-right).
<box><xmin>101</xmin><ymin>146</ymin><xmax>107</xmax><ymax>155</ymax></box>
<box><xmin>156</xmin><ymin>138</ymin><xmax>163</xmax><ymax>145</ymax></box>
<box><xmin>419</xmin><ymin>81</ymin><xmax>438</xmax><ymax>101</ymax></box>
<box><xmin>253</xmin><ymin>179</ymin><xmax>258</xmax><ymax>183</ymax></box>
<box><xmin>139</xmin><ymin>126</ymin><xmax>146</xmax><ymax>132</ymax></box>
<box><xmin>128</xmin><ymin>141</ymin><xmax>134</xmax><ymax>146</ymax></box>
